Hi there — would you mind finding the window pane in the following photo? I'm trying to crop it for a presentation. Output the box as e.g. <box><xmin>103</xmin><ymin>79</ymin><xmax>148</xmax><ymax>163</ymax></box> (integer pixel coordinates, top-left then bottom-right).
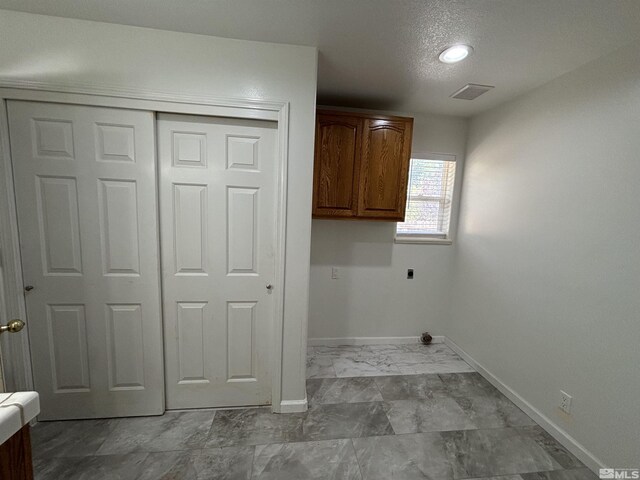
<box><xmin>397</xmin><ymin>158</ymin><xmax>456</xmax><ymax>236</ymax></box>
<box><xmin>409</xmin><ymin>159</ymin><xmax>446</xmax><ymax>197</ymax></box>
<box><xmin>397</xmin><ymin>200</ymin><xmax>441</xmax><ymax>234</ymax></box>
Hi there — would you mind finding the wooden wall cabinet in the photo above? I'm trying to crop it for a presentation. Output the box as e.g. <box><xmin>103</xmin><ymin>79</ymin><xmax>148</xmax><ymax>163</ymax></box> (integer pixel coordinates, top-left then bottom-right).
<box><xmin>312</xmin><ymin>109</ymin><xmax>413</xmax><ymax>221</ymax></box>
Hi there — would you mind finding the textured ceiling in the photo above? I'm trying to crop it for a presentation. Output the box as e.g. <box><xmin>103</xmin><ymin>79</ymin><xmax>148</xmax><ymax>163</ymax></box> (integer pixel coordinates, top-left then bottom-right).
<box><xmin>2</xmin><ymin>0</ymin><xmax>640</xmax><ymax>116</ymax></box>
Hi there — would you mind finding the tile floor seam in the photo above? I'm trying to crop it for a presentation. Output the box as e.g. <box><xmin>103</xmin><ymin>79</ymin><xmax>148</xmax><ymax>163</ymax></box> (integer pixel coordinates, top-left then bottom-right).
<box><xmin>223</xmin><ymin>424</ymin><xmax>548</xmax><ymax>446</ymax></box>
<box><xmin>94</xmin><ymin>446</ymin><xmax>203</xmax><ymax>455</ymax></box>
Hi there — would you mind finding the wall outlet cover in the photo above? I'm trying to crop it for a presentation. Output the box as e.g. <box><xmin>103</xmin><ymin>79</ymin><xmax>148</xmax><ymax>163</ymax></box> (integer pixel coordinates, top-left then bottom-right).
<box><xmin>559</xmin><ymin>390</ymin><xmax>572</xmax><ymax>414</ymax></box>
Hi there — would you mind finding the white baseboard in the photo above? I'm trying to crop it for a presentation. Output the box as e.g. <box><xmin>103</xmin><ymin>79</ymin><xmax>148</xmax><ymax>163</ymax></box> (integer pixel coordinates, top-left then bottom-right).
<box><xmin>308</xmin><ymin>336</ymin><xmax>444</xmax><ymax>346</ymax></box>
<box><xmin>278</xmin><ymin>398</ymin><xmax>308</xmax><ymax>414</ymax></box>
<box><xmin>443</xmin><ymin>337</ymin><xmax>605</xmax><ymax>473</ymax></box>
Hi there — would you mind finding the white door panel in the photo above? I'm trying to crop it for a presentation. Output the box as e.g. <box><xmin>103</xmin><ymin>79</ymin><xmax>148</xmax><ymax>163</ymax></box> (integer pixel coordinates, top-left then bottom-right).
<box><xmin>158</xmin><ymin>113</ymin><xmax>276</xmax><ymax>409</ymax></box>
<box><xmin>8</xmin><ymin>101</ymin><xmax>164</xmax><ymax>420</ymax></box>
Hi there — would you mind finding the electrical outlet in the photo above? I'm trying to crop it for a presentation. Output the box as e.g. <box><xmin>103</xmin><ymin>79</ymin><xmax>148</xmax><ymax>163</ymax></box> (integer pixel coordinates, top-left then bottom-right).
<box><xmin>331</xmin><ymin>267</ymin><xmax>339</xmax><ymax>279</ymax></box>
<box><xmin>559</xmin><ymin>390</ymin><xmax>572</xmax><ymax>414</ymax></box>
<box><xmin>407</xmin><ymin>268</ymin><xmax>414</xmax><ymax>279</ymax></box>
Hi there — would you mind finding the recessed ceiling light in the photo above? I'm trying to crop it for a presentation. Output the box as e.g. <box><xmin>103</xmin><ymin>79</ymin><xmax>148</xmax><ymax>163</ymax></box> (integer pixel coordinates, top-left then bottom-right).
<box><xmin>439</xmin><ymin>45</ymin><xmax>473</xmax><ymax>64</ymax></box>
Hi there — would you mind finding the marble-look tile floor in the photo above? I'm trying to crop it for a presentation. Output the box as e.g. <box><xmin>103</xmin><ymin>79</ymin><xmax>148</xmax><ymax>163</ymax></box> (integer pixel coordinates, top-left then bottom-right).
<box><xmin>306</xmin><ymin>343</ymin><xmax>476</xmax><ymax>378</ymax></box>
<box><xmin>31</xmin><ymin>343</ymin><xmax>598</xmax><ymax>480</ymax></box>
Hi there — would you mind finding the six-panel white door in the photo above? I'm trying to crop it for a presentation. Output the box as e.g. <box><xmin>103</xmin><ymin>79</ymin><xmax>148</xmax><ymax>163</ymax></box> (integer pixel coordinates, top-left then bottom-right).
<box><xmin>158</xmin><ymin>114</ymin><xmax>277</xmax><ymax>409</ymax></box>
<box><xmin>8</xmin><ymin>101</ymin><xmax>164</xmax><ymax>420</ymax></box>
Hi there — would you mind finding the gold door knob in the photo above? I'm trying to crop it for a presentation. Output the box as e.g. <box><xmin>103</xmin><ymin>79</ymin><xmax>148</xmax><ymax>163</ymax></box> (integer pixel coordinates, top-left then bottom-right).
<box><xmin>0</xmin><ymin>319</ymin><xmax>25</xmax><ymax>335</ymax></box>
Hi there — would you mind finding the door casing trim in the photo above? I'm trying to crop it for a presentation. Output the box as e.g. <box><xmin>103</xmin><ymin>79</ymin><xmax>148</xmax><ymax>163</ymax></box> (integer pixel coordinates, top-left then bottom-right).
<box><xmin>0</xmin><ymin>79</ymin><xmax>290</xmax><ymax>413</ymax></box>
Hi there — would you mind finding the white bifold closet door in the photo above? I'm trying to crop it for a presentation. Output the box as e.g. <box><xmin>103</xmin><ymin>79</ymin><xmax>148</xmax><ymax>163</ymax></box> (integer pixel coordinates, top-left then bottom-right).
<box><xmin>8</xmin><ymin>101</ymin><xmax>164</xmax><ymax>420</ymax></box>
<box><xmin>157</xmin><ymin>114</ymin><xmax>277</xmax><ymax>409</ymax></box>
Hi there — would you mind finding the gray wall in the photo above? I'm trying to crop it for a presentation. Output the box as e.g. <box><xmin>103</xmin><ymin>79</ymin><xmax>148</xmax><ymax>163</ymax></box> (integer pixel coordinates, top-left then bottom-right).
<box><xmin>450</xmin><ymin>41</ymin><xmax>640</xmax><ymax>467</ymax></box>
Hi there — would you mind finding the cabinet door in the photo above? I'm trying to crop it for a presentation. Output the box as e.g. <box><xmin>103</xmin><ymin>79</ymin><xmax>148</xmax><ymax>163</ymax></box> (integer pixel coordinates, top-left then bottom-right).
<box><xmin>312</xmin><ymin>114</ymin><xmax>362</xmax><ymax>217</ymax></box>
<box><xmin>358</xmin><ymin>117</ymin><xmax>413</xmax><ymax>220</ymax></box>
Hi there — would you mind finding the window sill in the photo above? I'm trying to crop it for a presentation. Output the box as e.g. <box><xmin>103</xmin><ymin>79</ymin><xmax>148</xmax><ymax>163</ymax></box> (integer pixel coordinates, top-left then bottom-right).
<box><xmin>394</xmin><ymin>236</ymin><xmax>453</xmax><ymax>245</ymax></box>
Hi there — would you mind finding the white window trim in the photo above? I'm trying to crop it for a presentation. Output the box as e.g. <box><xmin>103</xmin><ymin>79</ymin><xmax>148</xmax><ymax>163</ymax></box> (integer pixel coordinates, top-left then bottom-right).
<box><xmin>395</xmin><ymin>152</ymin><xmax>457</xmax><ymax>245</ymax></box>
<box><xmin>394</xmin><ymin>235</ymin><xmax>453</xmax><ymax>245</ymax></box>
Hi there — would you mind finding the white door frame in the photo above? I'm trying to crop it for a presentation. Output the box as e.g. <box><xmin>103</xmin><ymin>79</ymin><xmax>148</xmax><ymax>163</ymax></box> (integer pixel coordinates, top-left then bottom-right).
<box><xmin>0</xmin><ymin>80</ymin><xmax>290</xmax><ymax>413</ymax></box>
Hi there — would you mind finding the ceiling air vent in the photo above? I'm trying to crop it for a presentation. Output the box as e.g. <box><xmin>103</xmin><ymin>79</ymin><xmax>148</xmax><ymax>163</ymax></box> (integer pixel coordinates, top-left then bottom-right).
<box><xmin>451</xmin><ymin>83</ymin><xmax>495</xmax><ymax>100</ymax></box>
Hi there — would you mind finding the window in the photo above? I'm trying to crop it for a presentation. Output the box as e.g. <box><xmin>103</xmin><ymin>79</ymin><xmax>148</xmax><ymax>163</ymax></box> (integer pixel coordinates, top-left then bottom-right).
<box><xmin>396</xmin><ymin>154</ymin><xmax>457</xmax><ymax>243</ymax></box>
